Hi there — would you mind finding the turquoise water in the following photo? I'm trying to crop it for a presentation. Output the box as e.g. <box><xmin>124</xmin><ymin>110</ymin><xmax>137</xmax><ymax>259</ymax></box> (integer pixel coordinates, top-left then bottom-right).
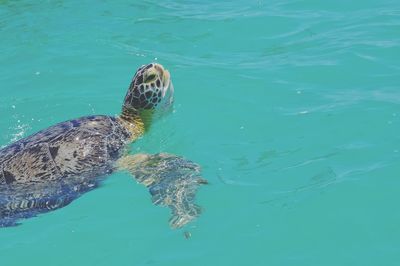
<box><xmin>1</xmin><ymin>0</ymin><xmax>400</xmax><ymax>265</ymax></box>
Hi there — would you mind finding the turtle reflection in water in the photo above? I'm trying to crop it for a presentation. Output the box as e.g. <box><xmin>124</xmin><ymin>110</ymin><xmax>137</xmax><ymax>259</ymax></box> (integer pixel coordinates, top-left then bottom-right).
<box><xmin>0</xmin><ymin>63</ymin><xmax>207</xmax><ymax>228</ymax></box>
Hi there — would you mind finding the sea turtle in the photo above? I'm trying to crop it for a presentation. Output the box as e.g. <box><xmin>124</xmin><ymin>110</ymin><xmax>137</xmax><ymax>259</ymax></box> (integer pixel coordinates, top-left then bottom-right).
<box><xmin>0</xmin><ymin>63</ymin><xmax>207</xmax><ymax>228</ymax></box>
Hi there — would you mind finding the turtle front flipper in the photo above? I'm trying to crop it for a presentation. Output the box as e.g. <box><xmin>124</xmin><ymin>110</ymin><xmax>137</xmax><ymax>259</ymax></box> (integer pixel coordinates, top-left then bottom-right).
<box><xmin>117</xmin><ymin>153</ymin><xmax>207</xmax><ymax>229</ymax></box>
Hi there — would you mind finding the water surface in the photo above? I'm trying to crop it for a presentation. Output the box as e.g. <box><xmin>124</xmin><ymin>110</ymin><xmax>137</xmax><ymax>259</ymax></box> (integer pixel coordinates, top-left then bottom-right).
<box><xmin>1</xmin><ymin>1</ymin><xmax>400</xmax><ymax>265</ymax></box>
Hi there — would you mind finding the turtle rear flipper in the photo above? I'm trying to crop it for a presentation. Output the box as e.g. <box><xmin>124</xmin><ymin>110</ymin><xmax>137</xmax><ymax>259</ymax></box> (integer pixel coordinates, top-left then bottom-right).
<box><xmin>0</xmin><ymin>179</ymin><xmax>98</xmax><ymax>227</ymax></box>
<box><xmin>118</xmin><ymin>153</ymin><xmax>207</xmax><ymax>229</ymax></box>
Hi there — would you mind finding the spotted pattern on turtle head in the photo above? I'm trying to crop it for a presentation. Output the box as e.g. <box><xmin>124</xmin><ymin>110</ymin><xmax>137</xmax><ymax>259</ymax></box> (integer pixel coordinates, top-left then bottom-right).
<box><xmin>123</xmin><ymin>63</ymin><xmax>170</xmax><ymax>110</ymax></box>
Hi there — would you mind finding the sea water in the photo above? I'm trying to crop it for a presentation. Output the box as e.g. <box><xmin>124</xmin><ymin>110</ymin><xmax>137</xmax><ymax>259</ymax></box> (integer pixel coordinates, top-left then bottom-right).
<box><xmin>0</xmin><ymin>1</ymin><xmax>399</xmax><ymax>265</ymax></box>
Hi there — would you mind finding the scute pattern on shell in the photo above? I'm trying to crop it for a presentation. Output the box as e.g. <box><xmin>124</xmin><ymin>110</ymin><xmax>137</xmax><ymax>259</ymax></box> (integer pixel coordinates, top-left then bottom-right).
<box><xmin>0</xmin><ymin>115</ymin><xmax>131</xmax><ymax>185</ymax></box>
<box><xmin>0</xmin><ymin>115</ymin><xmax>133</xmax><ymax>226</ymax></box>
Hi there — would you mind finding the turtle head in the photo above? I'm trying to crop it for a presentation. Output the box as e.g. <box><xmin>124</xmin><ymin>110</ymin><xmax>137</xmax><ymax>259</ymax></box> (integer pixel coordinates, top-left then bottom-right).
<box><xmin>123</xmin><ymin>63</ymin><xmax>174</xmax><ymax>113</ymax></box>
<box><xmin>120</xmin><ymin>63</ymin><xmax>174</xmax><ymax>133</ymax></box>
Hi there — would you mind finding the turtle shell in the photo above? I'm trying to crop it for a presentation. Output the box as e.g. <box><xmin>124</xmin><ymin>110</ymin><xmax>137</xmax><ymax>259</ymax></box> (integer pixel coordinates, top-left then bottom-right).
<box><xmin>0</xmin><ymin>115</ymin><xmax>131</xmax><ymax>185</ymax></box>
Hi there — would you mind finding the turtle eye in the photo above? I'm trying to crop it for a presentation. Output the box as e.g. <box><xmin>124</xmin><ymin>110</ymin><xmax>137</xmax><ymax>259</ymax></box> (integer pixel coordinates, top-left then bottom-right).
<box><xmin>144</xmin><ymin>73</ymin><xmax>156</xmax><ymax>83</ymax></box>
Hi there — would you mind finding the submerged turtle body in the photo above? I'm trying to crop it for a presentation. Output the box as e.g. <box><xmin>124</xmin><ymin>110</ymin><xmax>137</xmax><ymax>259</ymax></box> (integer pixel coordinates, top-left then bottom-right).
<box><xmin>0</xmin><ymin>115</ymin><xmax>130</xmax><ymax>185</ymax></box>
<box><xmin>0</xmin><ymin>63</ymin><xmax>206</xmax><ymax>228</ymax></box>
